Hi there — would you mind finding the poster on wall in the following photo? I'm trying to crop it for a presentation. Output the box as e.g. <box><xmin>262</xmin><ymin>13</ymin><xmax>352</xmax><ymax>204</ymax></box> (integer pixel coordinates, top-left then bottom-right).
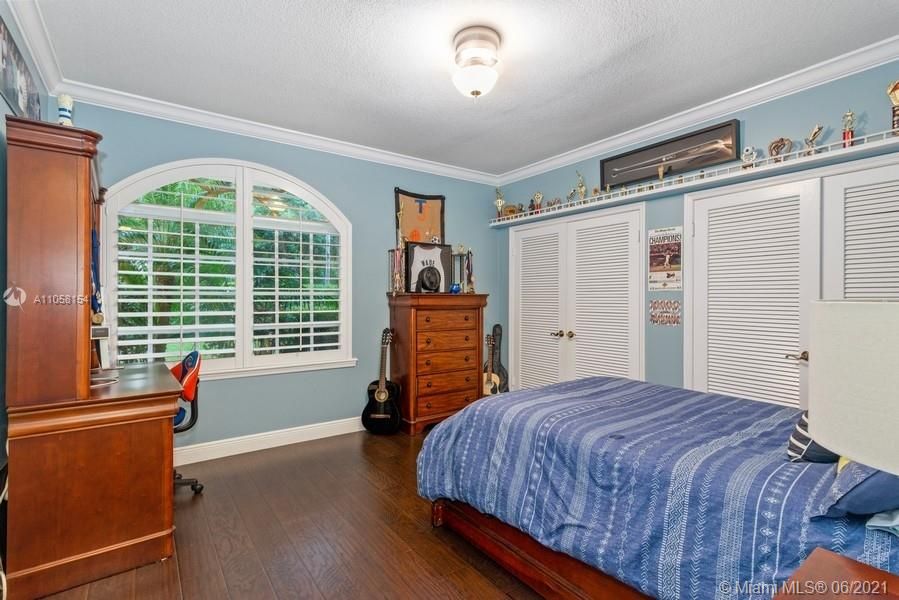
<box><xmin>648</xmin><ymin>226</ymin><xmax>682</xmax><ymax>291</ymax></box>
<box><xmin>395</xmin><ymin>187</ymin><xmax>445</xmax><ymax>245</ymax></box>
<box><xmin>649</xmin><ymin>300</ymin><xmax>681</xmax><ymax>327</ymax></box>
<box><xmin>0</xmin><ymin>15</ymin><xmax>41</xmax><ymax>120</ymax></box>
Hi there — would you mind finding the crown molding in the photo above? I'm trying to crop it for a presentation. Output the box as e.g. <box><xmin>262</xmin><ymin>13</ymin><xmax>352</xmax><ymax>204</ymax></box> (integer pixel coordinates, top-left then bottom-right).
<box><xmin>494</xmin><ymin>34</ymin><xmax>899</xmax><ymax>185</ymax></box>
<box><xmin>11</xmin><ymin>0</ymin><xmax>899</xmax><ymax>188</ymax></box>
<box><xmin>52</xmin><ymin>79</ymin><xmax>499</xmax><ymax>184</ymax></box>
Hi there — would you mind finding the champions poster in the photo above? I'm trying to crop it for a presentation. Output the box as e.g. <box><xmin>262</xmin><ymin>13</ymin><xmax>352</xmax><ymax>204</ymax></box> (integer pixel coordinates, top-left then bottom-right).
<box><xmin>648</xmin><ymin>226</ymin><xmax>682</xmax><ymax>291</ymax></box>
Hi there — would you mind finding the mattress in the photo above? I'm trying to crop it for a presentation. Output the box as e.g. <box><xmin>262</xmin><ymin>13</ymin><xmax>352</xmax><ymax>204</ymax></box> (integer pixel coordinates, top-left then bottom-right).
<box><xmin>417</xmin><ymin>376</ymin><xmax>898</xmax><ymax>599</ymax></box>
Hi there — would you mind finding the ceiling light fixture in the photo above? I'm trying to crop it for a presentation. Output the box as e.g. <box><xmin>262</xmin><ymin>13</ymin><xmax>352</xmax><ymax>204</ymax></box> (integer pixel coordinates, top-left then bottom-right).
<box><xmin>452</xmin><ymin>25</ymin><xmax>501</xmax><ymax>99</ymax></box>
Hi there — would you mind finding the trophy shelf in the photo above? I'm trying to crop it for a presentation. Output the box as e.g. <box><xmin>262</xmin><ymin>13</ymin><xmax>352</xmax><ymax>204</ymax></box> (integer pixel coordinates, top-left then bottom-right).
<box><xmin>490</xmin><ymin>127</ymin><xmax>899</xmax><ymax>228</ymax></box>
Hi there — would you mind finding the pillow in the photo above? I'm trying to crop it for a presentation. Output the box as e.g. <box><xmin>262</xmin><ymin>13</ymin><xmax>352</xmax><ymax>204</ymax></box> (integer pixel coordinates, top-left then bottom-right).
<box><xmin>787</xmin><ymin>411</ymin><xmax>839</xmax><ymax>463</ymax></box>
<box><xmin>813</xmin><ymin>460</ymin><xmax>899</xmax><ymax>518</ymax></box>
<box><xmin>867</xmin><ymin>509</ymin><xmax>899</xmax><ymax>538</ymax></box>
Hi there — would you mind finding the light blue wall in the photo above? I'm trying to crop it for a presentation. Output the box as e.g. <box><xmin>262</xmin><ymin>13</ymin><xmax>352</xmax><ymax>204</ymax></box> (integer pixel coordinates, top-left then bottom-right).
<box><xmin>1</xmin><ymin>3</ymin><xmax>49</xmax><ymax>457</ymax></box>
<box><xmin>499</xmin><ymin>59</ymin><xmax>899</xmax><ymax>388</ymax></box>
<box><xmin>65</xmin><ymin>103</ymin><xmax>497</xmax><ymax>446</ymax></box>
<box><xmin>10</xmin><ymin>51</ymin><xmax>898</xmax><ymax>448</ymax></box>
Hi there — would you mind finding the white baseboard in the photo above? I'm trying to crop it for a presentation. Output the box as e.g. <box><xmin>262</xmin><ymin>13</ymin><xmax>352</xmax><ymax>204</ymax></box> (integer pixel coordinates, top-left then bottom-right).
<box><xmin>174</xmin><ymin>416</ymin><xmax>365</xmax><ymax>466</ymax></box>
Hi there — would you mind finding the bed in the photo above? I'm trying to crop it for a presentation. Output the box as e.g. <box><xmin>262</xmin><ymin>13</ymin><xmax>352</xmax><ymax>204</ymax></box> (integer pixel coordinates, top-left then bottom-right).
<box><xmin>417</xmin><ymin>376</ymin><xmax>899</xmax><ymax>599</ymax></box>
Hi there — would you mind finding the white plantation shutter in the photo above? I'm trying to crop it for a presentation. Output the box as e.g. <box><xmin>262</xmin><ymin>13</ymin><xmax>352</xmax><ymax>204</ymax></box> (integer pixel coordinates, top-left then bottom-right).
<box><xmin>570</xmin><ymin>213</ymin><xmax>640</xmax><ymax>379</ymax></box>
<box><xmin>115</xmin><ymin>179</ymin><xmax>238</xmax><ymax>368</ymax></box>
<box><xmin>823</xmin><ymin>164</ymin><xmax>899</xmax><ymax>300</ymax></box>
<box><xmin>692</xmin><ymin>181</ymin><xmax>820</xmax><ymax>407</ymax></box>
<box><xmin>250</xmin><ymin>183</ymin><xmax>341</xmax><ymax>362</ymax></box>
<box><xmin>515</xmin><ymin>225</ymin><xmax>564</xmax><ymax>388</ymax></box>
<box><xmin>110</xmin><ymin>164</ymin><xmax>352</xmax><ymax>375</ymax></box>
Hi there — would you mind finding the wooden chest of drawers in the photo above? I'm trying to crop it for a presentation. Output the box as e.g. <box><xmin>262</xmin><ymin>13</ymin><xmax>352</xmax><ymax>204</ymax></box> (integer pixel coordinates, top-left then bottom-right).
<box><xmin>388</xmin><ymin>293</ymin><xmax>488</xmax><ymax>434</ymax></box>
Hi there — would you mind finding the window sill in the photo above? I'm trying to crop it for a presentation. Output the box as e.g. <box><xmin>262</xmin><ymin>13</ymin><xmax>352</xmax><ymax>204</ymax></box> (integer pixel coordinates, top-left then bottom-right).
<box><xmin>202</xmin><ymin>358</ymin><xmax>358</xmax><ymax>381</ymax></box>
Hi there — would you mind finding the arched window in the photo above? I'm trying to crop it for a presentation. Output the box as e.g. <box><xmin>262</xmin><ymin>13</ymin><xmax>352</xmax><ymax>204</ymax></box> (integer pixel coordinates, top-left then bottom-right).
<box><xmin>104</xmin><ymin>160</ymin><xmax>354</xmax><ymax>378</ymax></box>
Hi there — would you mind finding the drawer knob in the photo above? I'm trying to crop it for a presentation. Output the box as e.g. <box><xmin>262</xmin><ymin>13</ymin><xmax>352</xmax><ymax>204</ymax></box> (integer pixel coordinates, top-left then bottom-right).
<box><xmin>464</xmin><ymin>355</ymin><xmax>470</xmax><ymax>362</ymax></box>
<box><xmin>426</xmin><ymin>337</ymin><xmax>432</xmax><ymax>345</ymax></box>
<box><xmin>425</xmin><ymin>359</ymin><xmax>431</xmax><ymax>366</ymax></box>
<box><xmin>465</xmin><ymin>376</ymin><xmax>471</xmax><ymax>383</ymax></box>
<box><xmin>464</xmin><ymin>335</ymin><xmax>469</xmax><ymax>341</ymax></box>
<box><xmin>464</xmin><ymin>315</ymin><xmax>470</xmax><ymax>321</ymax></box>
<box><xmin>465</xmin><ymin>397</ymin><xmax>471</xmax><ymax>402</ymax></box>
<box><xmin>425</xmin><ymin>316</ymin><xmax>431</xmax><ymax>323</ymax></box>
<box><xmin>427</xmin><ymin>382</ymin><xmax>432</xmax><ymax>388</ymax></box>
<box><xmin>426</xmin><ymin>402</ymin><xmax>432</xmax><ymax>408</ymax></box>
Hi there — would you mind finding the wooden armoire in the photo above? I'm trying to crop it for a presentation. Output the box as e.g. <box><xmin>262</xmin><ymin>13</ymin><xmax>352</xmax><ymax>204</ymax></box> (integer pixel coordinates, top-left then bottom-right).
<box><xmin>387</xmin><ymin>293</ymin><xmax>488</xmax><ymax>434</ymax></box>
<box><xmin>4</xmin><ymin>117</ymin><xmax>181</xmax><ymax>599</ymax></box>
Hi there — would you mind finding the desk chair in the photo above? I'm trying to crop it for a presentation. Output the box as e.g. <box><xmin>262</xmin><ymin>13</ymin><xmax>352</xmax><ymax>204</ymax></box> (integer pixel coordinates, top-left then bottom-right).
<box><xmin>171</xmin><ymin>351</ymin><xmax>203</xmax><ymax>494</ymax></box>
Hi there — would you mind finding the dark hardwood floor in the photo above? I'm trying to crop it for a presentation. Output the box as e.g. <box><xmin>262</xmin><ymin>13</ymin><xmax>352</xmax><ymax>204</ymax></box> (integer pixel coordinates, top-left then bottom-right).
<box><xmin>46</xmin><ymin>432</ymin><xmax>540</xmax><ymax>600</ymax></box>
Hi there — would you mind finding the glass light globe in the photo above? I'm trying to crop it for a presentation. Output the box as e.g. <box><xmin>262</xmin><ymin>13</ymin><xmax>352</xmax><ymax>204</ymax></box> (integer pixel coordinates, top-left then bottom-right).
<box><xmin>452</xmin><ymin>64</ymin><xmax>499</xmax><ymax>98</ymax></box>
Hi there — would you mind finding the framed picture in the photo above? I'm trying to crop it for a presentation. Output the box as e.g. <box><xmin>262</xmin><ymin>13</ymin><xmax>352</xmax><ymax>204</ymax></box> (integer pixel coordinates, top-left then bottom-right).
<box><xmin>600</xmin><ymin>119</ymin><xmax>739</xmax><ymax>189</ymax></box>
<box><xmin>395</xmin><ymin>187</ymin><xmax>445</xmax><ymax>245</ymax></box>
<box><xmin>405</xmin><ymin>242</ymin><xmax>452</xmax><ymax>293</ymax></box>
<box><xmin>0</xmin><ymin>15</ymin><xmax>42</xmax><ymax>120</ymax></box>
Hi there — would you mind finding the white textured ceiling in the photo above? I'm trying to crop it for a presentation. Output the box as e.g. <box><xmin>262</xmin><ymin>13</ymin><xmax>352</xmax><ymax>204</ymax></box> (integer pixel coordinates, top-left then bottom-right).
<box><xmin>35</xmin><ymin>0</ymin><xmax>899</xmax><ymax>174</ymax></box>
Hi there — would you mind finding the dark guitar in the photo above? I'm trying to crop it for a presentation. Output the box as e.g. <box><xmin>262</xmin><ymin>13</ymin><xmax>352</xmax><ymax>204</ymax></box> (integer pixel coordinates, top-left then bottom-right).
<box><xmin>362</xmin><ymin>328</ymin><xmax>402</xmax><ymax>434</ymax></box>
<box><xmin>482</xmin><ymin>335</ymin><xmax>500</xmax><ymax>396</ymax></box>
<box><xmin>488</xmin><ymin>323</ymin><xmax>509</xmax><ymax>393</ymax></box>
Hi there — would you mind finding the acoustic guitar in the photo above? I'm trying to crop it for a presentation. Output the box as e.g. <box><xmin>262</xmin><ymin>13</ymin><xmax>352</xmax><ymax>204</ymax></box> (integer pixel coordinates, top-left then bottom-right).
<box><xmin>490</xmin><ymin>323</ymin><xmax>509</xmax><ymax>393</ymax></box>
<box><xmin>362</xmin><ymin>328</ymin><xmax>402</xmax><ymax>434</ymax></box>
<box><xmin>482</xmin><ymin>335</ymin><xmax>500</xmax><ymax>396</ymax></box>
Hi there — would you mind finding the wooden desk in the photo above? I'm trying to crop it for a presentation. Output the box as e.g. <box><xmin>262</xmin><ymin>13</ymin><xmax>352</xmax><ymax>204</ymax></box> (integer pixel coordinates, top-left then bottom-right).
<box><xmin>6</xmin><ymin>364</ymin><xmax>180</xmax><ymax>599</ymax></box>
<box><xmin>775</xmin><ymin>547</ymin><xmax>899</xmax><ymax>599</ymax></box>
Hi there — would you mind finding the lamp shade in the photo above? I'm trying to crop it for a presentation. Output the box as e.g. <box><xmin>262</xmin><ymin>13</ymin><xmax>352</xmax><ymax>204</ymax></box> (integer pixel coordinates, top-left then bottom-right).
<box><xmin>808</xmin><ymin>301</ymin><xmax>899</xmax><ymax>475</ymax></box>
<box><xmin>452</xmin><ymin>64</ymin><xmax>499</xmax><ymax>98</ymax></box>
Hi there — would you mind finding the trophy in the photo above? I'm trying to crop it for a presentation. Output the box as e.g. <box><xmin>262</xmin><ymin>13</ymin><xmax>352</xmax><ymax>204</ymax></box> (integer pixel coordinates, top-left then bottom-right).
<box><xmin>533</xmin><ymin>191</ymin><xmax>543</xmax><ymax>214</ymax></box>
<box><xmin>741</xmin><ymin>146</ymin><xmax>758</xmax><ymax>169</ymax></box>
<box><xmin>494</xmin><ymin>188</ymin><xmax>505</xmax><ymax>218</ymax></box>
<box><xmin>842</xmin><ymin>110</ymin><xmax>855</xmax><ymax>148</ymax></box>
<box><xmin>889</xmin><ymin>81</ymin><xmax>899</xmax><ymax>135</ymax></box>
<box><xmin>768</xmin><ymin>137</ymin><xmax>792</xmax><ymax>162</ymax></box>
<box><xmin>803</xmin><ymin>125</ymin><xmax>823</xmax><ymax>156</ymax></box>
<box><xmin>575</xmin><ymin>171</ymin><xmax>587</xmax><ymax>201</ymax></box>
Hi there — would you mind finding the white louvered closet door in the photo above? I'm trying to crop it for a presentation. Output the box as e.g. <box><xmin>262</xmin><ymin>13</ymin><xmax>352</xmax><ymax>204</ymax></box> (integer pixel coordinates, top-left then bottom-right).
<box><xmin>692</xmin><ymin>181</ymin><xmax>820</xmax><ymax>407</ymax></box>
<box><xmin>512</xmin><ymin>224</ymin><xmax>565</xmax><ymax>389</ymax></box>
<box><xmin>568</xmin><ymin>211</ymin><xmax>642</xmax><ymax>379</ymax></box>
<box><xmin>823</xmin><ymin>163</ymin><xmax>899</xmax><ymax>300</ymax></box>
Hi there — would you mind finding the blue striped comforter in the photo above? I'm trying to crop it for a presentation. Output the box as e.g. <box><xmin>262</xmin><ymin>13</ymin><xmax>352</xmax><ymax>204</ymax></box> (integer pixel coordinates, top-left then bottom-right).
<box><xmin>417</xmin><ymin>377</ymin><xmax>898</xmax><ymax>599</ymax></box>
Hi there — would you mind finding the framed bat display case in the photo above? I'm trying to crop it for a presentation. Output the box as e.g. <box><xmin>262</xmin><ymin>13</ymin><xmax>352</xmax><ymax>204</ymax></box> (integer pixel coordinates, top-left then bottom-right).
<box><xmin>600</xmin><ymin>119</ymin><xmax>739</xmax><ymax>189</ymax></box>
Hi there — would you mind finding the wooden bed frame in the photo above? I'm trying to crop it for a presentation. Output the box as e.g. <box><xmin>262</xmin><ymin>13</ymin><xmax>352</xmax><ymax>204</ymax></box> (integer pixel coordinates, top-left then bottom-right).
<box><xmin>432</xmin><ymin>499</ymin><xmax>647</xmax><ymax>599</ymax></box>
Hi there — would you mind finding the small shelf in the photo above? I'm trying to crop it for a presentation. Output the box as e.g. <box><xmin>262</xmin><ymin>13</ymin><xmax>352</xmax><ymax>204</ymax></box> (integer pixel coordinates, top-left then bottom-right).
<box><xmin>490</xmin><ymin>128</ymin><xmax>899</xmax><ymax>228</ymax></box>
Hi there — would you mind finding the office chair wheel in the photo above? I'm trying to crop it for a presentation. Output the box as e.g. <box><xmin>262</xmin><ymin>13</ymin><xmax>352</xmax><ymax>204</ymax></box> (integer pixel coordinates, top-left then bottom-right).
<box><xmin>191</xmin><ymin>482</ymin><xmax>204</xmax><ymax>494</ymax></box>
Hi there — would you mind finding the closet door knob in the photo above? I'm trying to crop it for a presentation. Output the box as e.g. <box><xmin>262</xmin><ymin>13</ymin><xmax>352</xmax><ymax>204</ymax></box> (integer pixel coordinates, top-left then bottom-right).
<box><xmin>566</xmin><ymin>330</ymin><xmax>576</xmax><ymax>339</ymax></box>
<box><xmin>550</xmin><ymin>330</ymin><xmax>564</xmax><ymax>338</ymax></box>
